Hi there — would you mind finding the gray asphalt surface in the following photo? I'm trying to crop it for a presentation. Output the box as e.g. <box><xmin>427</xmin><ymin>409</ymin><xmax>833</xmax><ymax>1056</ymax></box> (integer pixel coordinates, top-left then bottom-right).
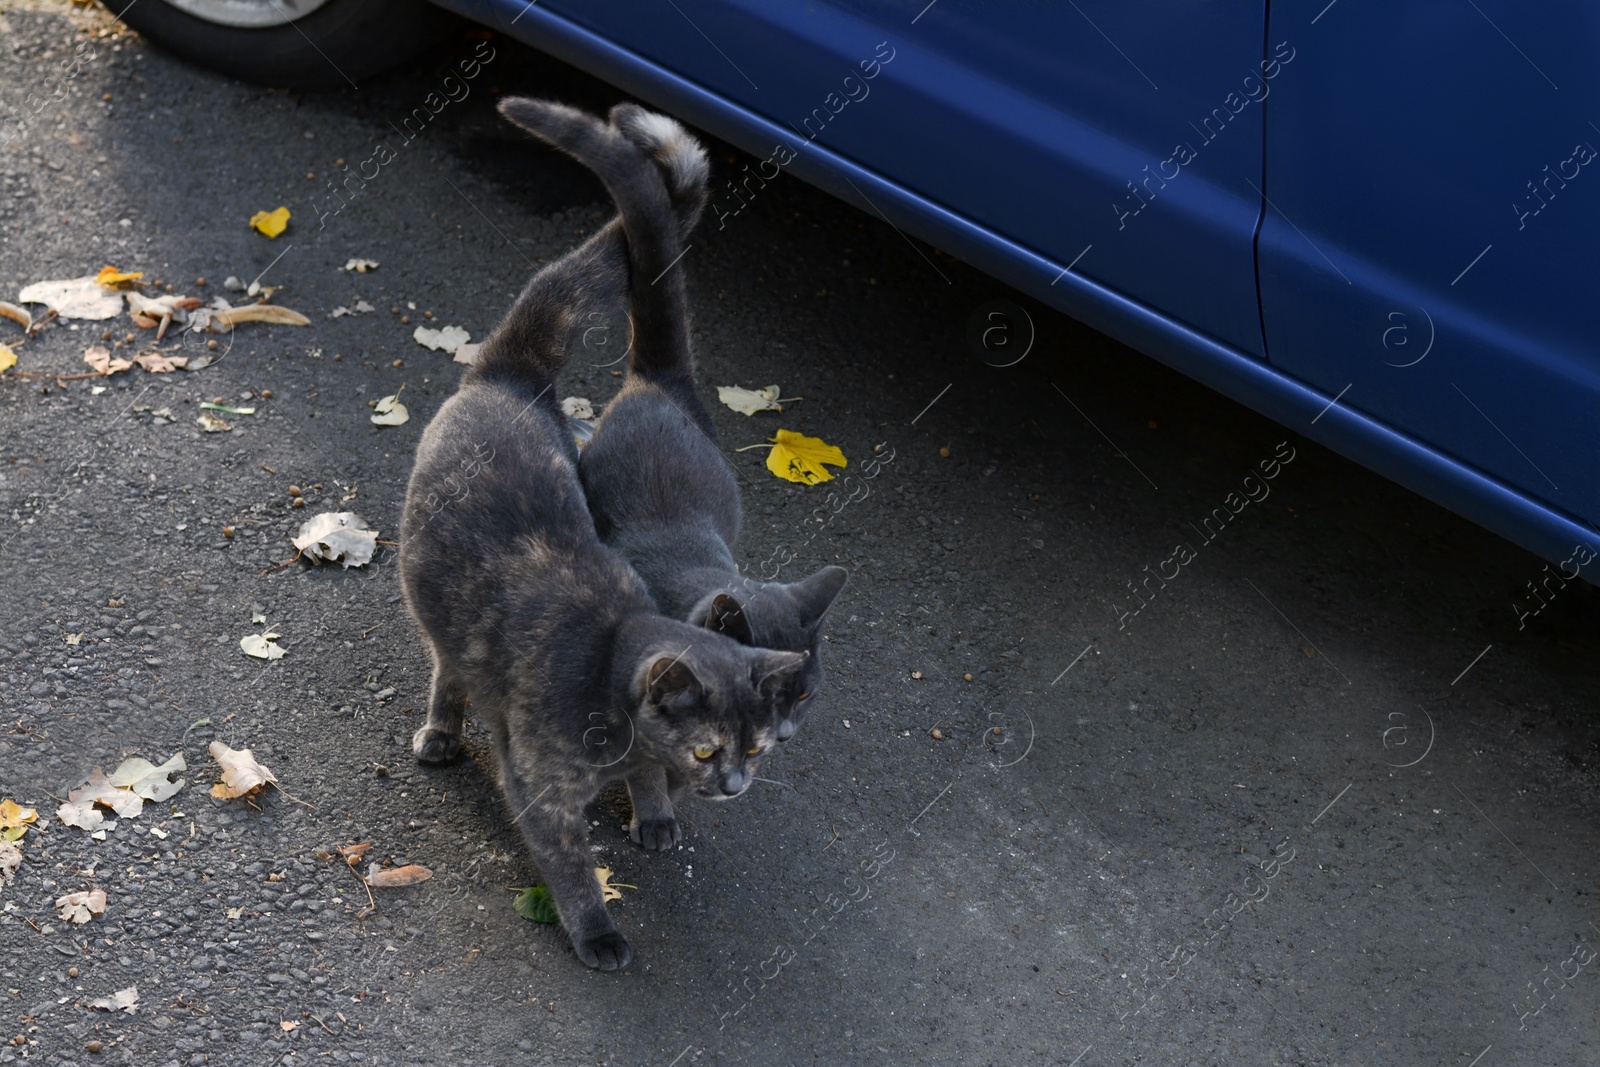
<box><xmin>2</xmin><ymin>4</ymin><xmax>1598</xmax><ymax>1066</ymax></box>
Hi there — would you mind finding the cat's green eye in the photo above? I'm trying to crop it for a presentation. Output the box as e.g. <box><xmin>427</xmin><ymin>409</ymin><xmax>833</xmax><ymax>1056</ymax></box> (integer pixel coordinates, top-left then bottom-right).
<box><xmin>745</xmin><ymin>746</ymin><xmax>764</xmax><ymax>757</ymax></box>
<box><xmin>693</xmin><ymin>744</ymin><xmax>717</xmax><ymax>761</ymax></box>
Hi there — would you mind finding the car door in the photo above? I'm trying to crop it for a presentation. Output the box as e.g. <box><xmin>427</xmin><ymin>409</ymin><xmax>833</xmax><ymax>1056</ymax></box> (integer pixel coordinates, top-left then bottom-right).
<box><xmin>1258</xmin><ymin>0</ymin><xmax>1600</xmax><ymax>535</ymax></box>
<box><xmin>525</xmin><ymin>0</ymin><xmax>1271</xmax><ymax>358</ymax></box>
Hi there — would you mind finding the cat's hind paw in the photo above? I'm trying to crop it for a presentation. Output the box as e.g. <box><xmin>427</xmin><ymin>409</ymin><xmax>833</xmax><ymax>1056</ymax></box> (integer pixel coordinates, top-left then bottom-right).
<box><xmin>574</xmin><ymin>930</ymin><xmax>633</xmax><ymax>971</ymax></box>
<box><xmin>629</xmin><ymin>815</ymin><xmax>682</xmax><ymax>852</ymax></box>
<box><xmin>412</xmin><ymin>725</ymin><xmax>461</xmax><ymax>765</ymax></box>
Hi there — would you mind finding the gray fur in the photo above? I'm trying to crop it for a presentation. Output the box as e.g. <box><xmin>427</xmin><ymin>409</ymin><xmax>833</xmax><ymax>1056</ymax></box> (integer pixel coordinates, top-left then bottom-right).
<box><xmin>399</xmin><ymin>98</ymin><xmax>805</xmax><ymax>972</ymax></box>
<box><xmin>577</xmin><ymin>104</ymin><xmax>850</xmax><ymax>743</ymax></box>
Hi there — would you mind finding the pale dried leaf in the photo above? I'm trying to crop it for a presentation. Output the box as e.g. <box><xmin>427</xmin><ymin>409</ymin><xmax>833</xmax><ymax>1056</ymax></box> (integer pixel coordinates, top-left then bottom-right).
<box><xmin>595</xmin><ymin>866</ymin><xmax>634</xmax><ymax>902</ymax></box>
<box><xmin>239</xmin><ymin>632</ymin><xmax>285</xmax><ymax>660</ymax></box>
<box><xmin>342</xmin><ymin>258</ymin><xmax>379</xmax><ymax>273</ymax></box>
<box><xmin>197</xmin><ymin>412</ymin><xmax>231</xmax><ymax>433</ymax></box>
<box><xmin>58</xmin><ymin>769</ymin><xmax>144</xmax><ymax>827</ymax></box>
<box><xmin>370</xmin><ymin>393</ymin><xmax>409</xmax><ymax>426</ymax></box>
<box><xmin>717</xmin><ymin>384</ymin><xmax>783</xmax><ymax>416</ymax></box>
<box><xmin>560</xmin><ymin>396</ymin><xmax>595</xmax><ymax>420</ymax></box>
<box><xmin>364</xmin><ymin>862</ymin><xmax>433</xmax><ymax>888</ymax></box>
<box><xmin>412</xmin><ymin>324</ymin><xmax>470</xmax><ymax>354</ymax></box>
<box><xmin>292</xmin><ymin>511</ymin><xmax>378</xmax><ymax>567</ymax></box>
<box><xmin>452</xmin><ymin>343</ymin><xmax>480</xmax><ymax>366</ymax></box>
<box><xmin>209</xmin><ymin>741</ymin><xmax>278</xmax><ymax>799</ymax></box>
<box><xmin>88</xmin><ymin>985</ymin><xmax>138</xmax><ymax>1014</ymax></box>
<box><xmin>18</xmin><ymin>276</ymin><xmax>123</xmax><ymax>320</ymax></box>
<box><xmin>0</xmin><ymin>840</ymin><xmax>20</xmax><ymax>888</ymax></box>
<box><xmin>107</xmin><ymin>753</ymin><xmax>186</xmax><ymax>802</ymax></box>
<box><xmin>0</xmin><ymin>799</ymin><xmax>38</xmax><ymax>833</ymax></box>
<box><xmin>55</xmin><ymin>887</ymin><xmax>107</xmax><ymax>923</ymax></box>
<box><xmin>83</xmin><ymin>346</ymin><xmax>133</xmax><ymax>376</ymax></box>
<box><xmin>133</xmin><ymin>351</ymin><xmax>187</xmax><ymax>373</ymax></box>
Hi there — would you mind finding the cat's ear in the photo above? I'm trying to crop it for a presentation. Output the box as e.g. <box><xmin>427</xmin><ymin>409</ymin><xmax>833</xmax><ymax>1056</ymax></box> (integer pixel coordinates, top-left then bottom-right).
<box><xmin>751</xmin><ymin>649</ymin><xmax>808</xmax><ymax>696</ymax></box>
<box><xmin>698</xmin><ymin>592</ymin><xmax>754</xmax><ymax>645</ymax></box>
<box><xmin>646</xmin><ymin>654</ymin><xmax>704</xmax><ymax>711</ymax></box>
<box><xmin>789</xmin><ymin>566</ymin><xmax>848</xmax><ymax>630</ymax></box>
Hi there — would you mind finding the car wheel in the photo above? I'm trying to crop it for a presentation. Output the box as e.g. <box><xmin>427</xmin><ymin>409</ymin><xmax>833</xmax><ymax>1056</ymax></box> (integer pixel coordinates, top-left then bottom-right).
<box><xmin>99</xmin><ymin>0</ymin><xmax>451</xmax><ymax>90</ymax></box>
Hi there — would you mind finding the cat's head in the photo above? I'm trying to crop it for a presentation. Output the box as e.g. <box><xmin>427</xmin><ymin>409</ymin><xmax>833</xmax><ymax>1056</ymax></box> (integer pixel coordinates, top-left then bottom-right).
<box><xmin>692</xmin><ymin>565</ymin><xmax>848</xmax><ymax>742</ymax></box>
<box><xmin>630</xmin><ymin>629</ymin><xmax>808</xmax><ymax>800</ymax></box>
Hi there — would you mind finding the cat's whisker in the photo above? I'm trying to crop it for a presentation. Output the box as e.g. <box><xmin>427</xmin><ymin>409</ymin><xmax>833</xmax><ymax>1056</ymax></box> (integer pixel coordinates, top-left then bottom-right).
<box><xmin>751</xmin><ymin>776</ymin><xmax>788</xmax><ymax>788</ymax></box>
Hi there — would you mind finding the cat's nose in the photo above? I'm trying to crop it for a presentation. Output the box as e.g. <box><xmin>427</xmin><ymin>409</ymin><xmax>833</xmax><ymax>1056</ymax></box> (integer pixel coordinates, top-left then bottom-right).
<box><xmin>719</xmin><ymin>769</ymin><xmax>749</xmax><ymax>796</ymax></box>
<box><xmin>775</xmin><ymin>718</ymin><xmax>797</xmax><ymax>741</ymax></box>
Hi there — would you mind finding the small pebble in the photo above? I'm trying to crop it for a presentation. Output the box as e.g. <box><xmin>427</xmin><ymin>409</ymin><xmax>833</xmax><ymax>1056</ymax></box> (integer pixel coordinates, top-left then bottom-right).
<box><xmin>292</xmin><ymin>498</ymin><xmax>306</xmax><ymax>508</ymax></box>
<box><xmin>261</xmin><ymin>389</ymin><xmax>273</xmax><ymax>399</ymax></box>
<box><xmin>911</xmin><ymin>670</ymin><xmax>922</xmax><ymax>679</ymax></box>
<box><xmin>400</xmin><ymin>315</ymin><xmax>410</xmax><ymax>325</ymax></box>
<box><xmin>195</xmin><ymin>277</ymin><xmax>207</xmax><ymax>286</ymax></box>
<box><xmin>100</xmin><ymin>330</ymin><xmax>112</xmax><ymax>341</ymax></box>
<box><xmin>333</xmin><ymin>353</ymin><xmax>342</xmax><ymax>361</ymax></box>
<box><xmin>931</xmin><ymin>728</ymin><xmax>943</xmax><ymax>740</ymax></box>
<box><xmin>392</xmin><ymin>359</ymin><xmax>404</xmax><ymax>368</ymax></box>
<box><xmin>288</xmin><ymin>485</ymin><xmax>302</xmax><ymax>497</ymax></box>
<box><xmin>86</xmin><ymin>1040</ymin><xmax>103</xmax><ymax>1054</ymax></box>
<box><xmin>963</xmin><ymin>673</ymin><xmax>973</xmax><ymax>682</ymax></box>
<box><xmin>313</xmin><ymin>483</ymin><xmax>323</xmax><ymax>490</ymax></box>
<box><xmin>222</xmin><ymin>526</ymin><xmax>235</xmax><ymax>538</ymax></box>
<box><xmin>335</xmin><ymin>158</ymin><xmax>346</xmax><ymax>167</ymax></box>
<box><xmin>939</xmin><ymin>447</ymin><xmax>950</xmax><ymax>458</ymax></box>
<box><xmin>423</xmin><ymin>310</ymin><xmax>433</xmax><ymax>319</ymax></box>
<box><xmin>68</xmin><ymin>967</ymin><xmax>78</xmax><ymax>979</ymax></box>
<box><xmin>101</xmin><ymin>93</ymin><xmax>112</xmax><ymax>102</ymax></box>
<box><xmin>367</xmin><ymin>399</ymin><xmax>378</xmax><ymax>409</ymax></box>
<box><xmin>206</xmin><ymin>339</ymin><xmax>218</xmax><ymax>350</ymax></box>
<box><xmin>374</xmin><ymin>764</ymin><xmax>389</xmax><ymax>778</ymax></box>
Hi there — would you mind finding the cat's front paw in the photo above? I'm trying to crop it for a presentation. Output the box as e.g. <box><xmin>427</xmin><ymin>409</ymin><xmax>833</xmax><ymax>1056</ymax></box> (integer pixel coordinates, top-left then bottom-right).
<box><xmin>629</xmin><ymin>815</ymin><xmax>682</xmax><ymax>851</ymax></box>
<box><xmin>412</xmin><ymin>725</ymin><xmax>461</xmax><ymax>765</ymax></box>
<box><xmin>574</xmin><ymin>930</ymin><xmax>633</xmax><ymax>971</ymax></box>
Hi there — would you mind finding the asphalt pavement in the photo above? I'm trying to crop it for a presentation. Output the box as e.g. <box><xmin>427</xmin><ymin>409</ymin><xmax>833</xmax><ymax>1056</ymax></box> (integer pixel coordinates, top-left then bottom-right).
<box><xmin>1</xmin><ymin>4</ymin><xmax>1597</xmax><ymax>1066</ymax></box>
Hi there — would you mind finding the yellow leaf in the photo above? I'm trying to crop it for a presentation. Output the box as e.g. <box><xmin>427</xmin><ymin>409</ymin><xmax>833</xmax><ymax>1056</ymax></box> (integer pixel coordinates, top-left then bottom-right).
<box><xmin>0</xmin><ymin>799</ymin><xmax>39</xmax><ymax>832</ymax></box>
<box><xmin>249</xmin><ymin>206</ymin><xmax>291</xmax><ymax>238</ymax></box>
<box><xmin>95</xmin><ymin>265</ymin><xmax>144</xmax><ymax>288</ymax></box>
<box><xmin>594</xmin><ymin>866</ymin><xmax>635</xmax><ymax>902</ymax></box>
<box><xmin>209</xmin><ymin>740</ymin><xmax>278</xmax><ymax>799</ymax></box>
<box><xmin>0</xmin><ymin>346</ymin><xmax>15</xmax><ymax>374</ymax></box>
<box><xmin>765</xmin><ymin>429</ymin><xmax>847</xmax><ymax>485</ymax></box>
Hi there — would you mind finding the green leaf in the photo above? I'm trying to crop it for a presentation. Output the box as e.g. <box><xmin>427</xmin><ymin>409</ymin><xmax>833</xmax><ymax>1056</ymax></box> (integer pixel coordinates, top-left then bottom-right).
<box><xmin>511</xmin><ymin>884</ymin><xmax>560</xmax><ymax>925</ymax></box>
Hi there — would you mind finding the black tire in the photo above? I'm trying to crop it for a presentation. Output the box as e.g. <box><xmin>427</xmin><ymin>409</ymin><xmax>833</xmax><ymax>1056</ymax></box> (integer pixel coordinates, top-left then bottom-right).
<box><xmin>99</xmin><ymin>0</ymin><xmax>452</xmax><ymax>90</ymax></box>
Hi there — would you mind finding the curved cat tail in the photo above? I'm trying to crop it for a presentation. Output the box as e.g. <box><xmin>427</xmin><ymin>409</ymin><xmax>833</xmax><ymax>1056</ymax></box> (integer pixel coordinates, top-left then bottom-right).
<box><xmin>610</xmin><ymin>103</ymin><xmax>710</xmax><ymax>238</ymax></box>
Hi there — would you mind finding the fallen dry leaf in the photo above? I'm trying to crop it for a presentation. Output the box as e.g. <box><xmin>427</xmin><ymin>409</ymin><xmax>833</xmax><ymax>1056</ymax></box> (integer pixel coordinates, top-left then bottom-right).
<box><xmin>413</xmin><ymin>324</ymin><xmax>470</xmax><ymax>354</ymax></box>
<box><xmin>18</xmin><ymin>275</ymin><xmax>123</xmax><ymax>320</ymax></box>
<box><xmin>292</xmin><ymin>511</ymin><xmax>378</xmax><ymax>568</ymax></box>
<box><xmin>200</xmin><ymin>303</ymin><xmax>311</xmax><ymax>332</ymax></box>
<box><xmin>595</xmin><ymin>866</ymin><xmax>634</xmax><ymax>902</ymax></box>
<box><xmin>249</xmin><ymin>206</ymin><xmax>290</xmax><ymax>238</ymax></box>
<box><xmin>95</xmin><ymin>266</ymin><xmax>143</xmax><ymax>288</ymax></box>
<box><xmin>197</xmin><ymin>412</ymin><xmax>231</xmax><ymax>433</ymax></box>
<box><xmin>88</xmin><ymin>986</ymin><xmax>138</xmax><ymax>1014</ymax></box>
<box><xmin>57</xmin><ymin>769</ymin><xmax>146</xmax><ymax>830</ymax></box>
<box><xmin>133</xmin><ymin>351</ymin><xmax>187</xmax><ymax>373</ymax></box>
<box><xmin>0</xmin><ymin>346</ymin><xmax>15</xmax><ymax>374</ymax></box>
<box><xmin>561</xmin><ymin>396</ymin><xmax>595</xmax><ymax>421</ymax></box>
<box><xmin>280</xmin><ymin>1020</ymin><xmax>299</xmax><ymax>1033</ymax></box>
<box><xmin>338</xmin><ymin>842</ymin><xmax>373</xmax><ymax>866</ymax></box>
<box><xmin>764</xmin><ymin>429</ymin><xmax>847</xmax><ymax>485</ymax></box>
<box><xmin>0</xmin><ymin>301</ymin><xmax>33</xmax><ymax>331</ymax></box>
<box><xmin>365</xmin><ymin>863</ymin><xmax>433</xmax><ymax>888</ymax></box>
<box><xmin>717</xmin><ymin>384</ymin><xmax>786</xmax><ymax>416</ymax></box>
<box><xmin>107</xmin><ymin>753</ymin><xmax>186</xmax><ymax>802</ymax></box>
<box><xmin>342</xmin><ymin>258</ymin><xmax>380</xmax><ymax>273</ymax></box>
<box><xmin>371</xmin><ymin>392</ymin><xmax>409</xmax><ymax>427</ymax></box>
<box><xmin>209</xmin><ymin>741</ymin><xmax>278</xmax><ymax>799</ymax></box>
<box><xmin>55</xmin><ymin>887</ymin><xmax>107</xmax><ymax>924</ymax></box>
<box><xmin>83</xmin><ymin>346</ymin><xmax>133</xmax><ymax>376</ymax></box>
<box><xmin>452</xmin><ymin>343</ymin><xmax>481</xmax><ymax>365</ymax></box>
<box><xmin>0</xmin><ymin>840</ymin><xmax>20</xmax><ymax>888</ymax></box>
<box><xmin>0</xmin><ymin>799</ymin><xmax>37</xmax><ymax>840</ymax></box>
<box><xmin>239</xmin><ymin>631</ymin><xmax>285</xmax><ymax>660</ymax></box>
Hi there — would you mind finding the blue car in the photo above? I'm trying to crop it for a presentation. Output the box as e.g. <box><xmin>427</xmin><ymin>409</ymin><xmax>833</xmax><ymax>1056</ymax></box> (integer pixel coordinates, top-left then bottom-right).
<box><xmin>109</xmin><ymin>0</ymin><xmax>1600</xmax><ymax>575</ymax></box>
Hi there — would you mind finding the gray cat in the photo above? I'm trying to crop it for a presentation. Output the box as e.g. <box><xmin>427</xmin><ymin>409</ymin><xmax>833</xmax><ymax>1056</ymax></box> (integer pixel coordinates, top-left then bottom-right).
<box><xmin>575</xmin><ymin>108</ymin><xmax>849</xmax><ymax>753</ymax></box>
<box><xmin>399</xmin><ymin>98</ymin><xmax>807</xmax><ymax>971</ymax></box>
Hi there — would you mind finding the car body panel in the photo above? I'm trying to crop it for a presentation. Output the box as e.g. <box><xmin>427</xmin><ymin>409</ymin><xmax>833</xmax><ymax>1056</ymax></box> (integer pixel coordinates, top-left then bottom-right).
<box><xmin>435</xmin><ymin>0</ymin><xmax>1600</xmax><ymax>572</ymax></box>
